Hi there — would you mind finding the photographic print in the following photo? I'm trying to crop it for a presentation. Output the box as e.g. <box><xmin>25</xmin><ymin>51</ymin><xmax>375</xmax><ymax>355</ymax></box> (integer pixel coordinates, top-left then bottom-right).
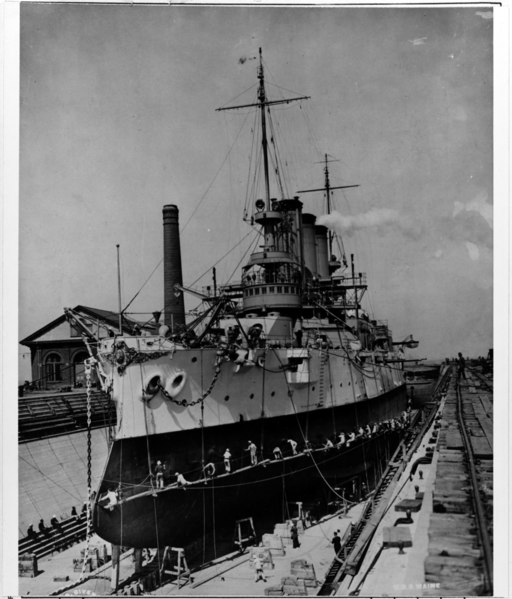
<box><xmin>14</xmin><ymin>3</ymin><xmax>496</xmax><ymax>596</ymax></box>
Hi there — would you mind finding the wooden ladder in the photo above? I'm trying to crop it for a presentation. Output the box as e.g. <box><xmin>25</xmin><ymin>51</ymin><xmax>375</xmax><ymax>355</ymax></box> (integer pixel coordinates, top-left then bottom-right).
<box><xmin>160</xmin><ymin>546</ymin><xmax>191</xmax><ymax>589</ymax></box>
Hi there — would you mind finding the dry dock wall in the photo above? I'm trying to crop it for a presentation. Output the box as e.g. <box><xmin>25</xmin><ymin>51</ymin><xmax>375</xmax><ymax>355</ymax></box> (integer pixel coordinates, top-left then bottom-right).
<box><xmin>19</xmin><ymin>429</ymin><xmax>110</xmax><ymax>536</ymax></box>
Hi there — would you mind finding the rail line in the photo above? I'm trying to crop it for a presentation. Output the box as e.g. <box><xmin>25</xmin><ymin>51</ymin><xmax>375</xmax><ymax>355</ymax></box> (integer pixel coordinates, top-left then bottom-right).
<box><xmin>455</xmin><ymin>376</ymin><xmax>493</xmax><ymax>593</ymax></box>
<box><xmin>317</xmin><ymin>368</ymin><xmax>451</xmax><ymax>596</ymax></box>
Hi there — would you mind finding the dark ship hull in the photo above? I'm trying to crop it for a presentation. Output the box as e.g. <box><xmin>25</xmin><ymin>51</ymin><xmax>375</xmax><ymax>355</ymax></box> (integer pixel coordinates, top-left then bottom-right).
<box><xmin>93</xmin><ymin>385</ymin><xmax>406</xmax><ymax>559</ymax></box>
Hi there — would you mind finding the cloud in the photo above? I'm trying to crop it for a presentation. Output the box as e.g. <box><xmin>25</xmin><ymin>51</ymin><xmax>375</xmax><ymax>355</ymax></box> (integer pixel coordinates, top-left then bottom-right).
<box><xmin>317</xmin><ymin>208</ymin><xmax>420</xmax><ymax>239</ymax></box>
<box><xmin>453</xmin><ymin>192</ymin><xmax>492</xmax><ymax>228</ymax></box>
<box><xmin>475</xmin><ymin>11</ymin><xmax>493</xmax><ymax>19</ymax></box>
<box><xmin>408</xmin><ymin>37</ymin><xmax>427</xmax><ymax>46</ymax></box>
<box><xmin>465</xmin><ymin>241</ymin><xmax>480</xmax><ymax>261</ymax></box>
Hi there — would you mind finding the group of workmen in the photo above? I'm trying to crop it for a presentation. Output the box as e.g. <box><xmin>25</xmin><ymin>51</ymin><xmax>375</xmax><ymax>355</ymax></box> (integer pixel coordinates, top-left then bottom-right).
<box><xmin>25</xmin><ymin>505</ymin><xmax>84</xmax><ymax>542</ymax></box>
<box><xmin>150</xmin><ymin>409</ymin><xmax>411</xmax><ymax>490</ymax></box>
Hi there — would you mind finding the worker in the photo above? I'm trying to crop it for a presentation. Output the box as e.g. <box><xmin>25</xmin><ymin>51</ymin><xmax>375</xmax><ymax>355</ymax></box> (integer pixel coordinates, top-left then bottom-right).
<box><xmin>102</xmin><ymin>488</ymin><xmax>118</xmax><ymax>511</ymax></box>
<box><xmin>303</xmin><ymin>439</ymin><xmax>312</xmax><ymax>453</ymax></box>
<box><xmin>27</xmin><ymin>524</ymin><xmax>37</xmax><ymax>541</ymax></box>
<box><xmin>38</xmin><ymin>518</ymin><xmax>49</xmax><ymax>537</ymax></box>
<box><xmin>337</xmin><ymin>432</ymin><xmax>346</xmax><ymax>447</ymax></box>
<box><xmin>290</xmin><ymin>522</ymin><xmax>301</xmax><ymax>548</ymax></box>
<box><xmin>223</xmin><ymin>449</ymin><xmax>232</xmax><ymax>473</ymax></box>
<box><xmin>357</xmin><ymin>425</ymin><xmax>364</xmax><ymax>437</ymax></box>
<box><xmin>155</xmin><ymin>460</ymin><xmax>164</xmax><ymax>489</ymax></box>
<box><xmin>176</xmin><ymin>472</ymin><xmax>190</xmax><ymax>487</ymax></box>
<box><xmin>347</xmin><ymin>431</ymin><xmax>356</xmax><ymax>447</ymax></box>
<box><xmin>323</xmin><ymin>438</ymin><xmax>334</xmax><ymax>450</ymax></box>
<box><xmin>50</xmin><ymin>514</ymin><xmax>62</xmax><ymax>533</ymax></box>
<box><xmin>273</xmin><ymin>446</ymin><xmax>283</xmax><ymax>460</ymax></box>
<box><xmin>287</xmin><ymin>439</ymin><xmax>298</xmax><ymax>455</ymax></box>
<box><xmin>246</xmin><ymin>441</ymin><xmax>258</xmax><ymax>465</ymax></box>
<box><xmin>253</xmin><ymin>555</ymin><xmax>267</xmax><ymax>583</ymax></box>
<box><xmin>331</xmin><ymin>531</ymin><xmax>342</xmax><ymax>555</ymax></box>
<box><xmin>365</xmin><ymin>424</ymin><xmax>372</xmax><ymax>437</ymax></box>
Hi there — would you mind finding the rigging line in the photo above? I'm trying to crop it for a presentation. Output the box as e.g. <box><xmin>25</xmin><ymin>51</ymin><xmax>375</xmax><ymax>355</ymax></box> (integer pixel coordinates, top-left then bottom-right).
<box><xmin>265</xmin><ymin>80</ymin><xmax>311</xmax><ymax>100</ymax></box>
<box><xmin>122</xmin><ymin>258</ymin><xmax>163</xmax><ymax>315</ymax></box>
<box><xmin>180</xmin><ymin>109</ymin><xmax>252</xmax><ymax>234</ymax></box>
<box><xmin>244</xmin><ymin>107</ymin><xmax>261</xmax><ymax>215</ymax></box>
<box><xmin>212</xmin><ymin>478</ymin><xmax>217</xmax><ymax>560</ymax></box>
<box><xmin>270</xmin><ymin>348</ymin><xmax>356</xmax><ymax>503</ymax></box>
<box><xmin>223</xmin><ymin>230</ymin><xmax>261</xmax><ymax>286</ymax></box>
<box><xmin>138</xmin><ymin>356</ymin><xmax>161</xmax><ymax>566</ymax></box>
<box><xmin>218</xmin><ymin>82</ymin><xmax>258</xmax><ymax>111</ymax></box>
<box><xmin>266</xmin><ymin>110</ymin><xmax>287</xmax><ymax>198</ymax></box>
<box><xmin>188</xmin><ymin>228</ymin><xmax>257</xmax><ymax>288</ymax></box>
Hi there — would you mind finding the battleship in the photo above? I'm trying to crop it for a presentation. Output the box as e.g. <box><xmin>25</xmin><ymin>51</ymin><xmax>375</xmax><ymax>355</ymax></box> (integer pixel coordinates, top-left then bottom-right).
<box><xmin>64</xmin><ymin>49</ymin><xmax>415</xmax><ymax>565</ymax></box>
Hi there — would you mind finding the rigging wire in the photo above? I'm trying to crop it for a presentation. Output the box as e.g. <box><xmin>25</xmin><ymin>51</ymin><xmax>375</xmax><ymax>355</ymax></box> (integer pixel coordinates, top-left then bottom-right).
<box><xmin>122</xmin><ymin>258</ymin><xmax>163</xmax><ymax>315</ymax></box>
<box><xmin>188</xmin><ymin>228</ymin><xmax>257</xmax><ymax>289</ymax></box>
<box><xmin>180</xmin><ymin>109</ymin><xmax>252</xmax><ymax>234</ymax></box>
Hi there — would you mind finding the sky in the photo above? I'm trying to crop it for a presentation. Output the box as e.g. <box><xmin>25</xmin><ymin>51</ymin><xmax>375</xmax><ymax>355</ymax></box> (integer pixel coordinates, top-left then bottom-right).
<box><xmin>18</xmin><ymin>4</ymin><xmax>495</xmax><ymax>369</ymax></box>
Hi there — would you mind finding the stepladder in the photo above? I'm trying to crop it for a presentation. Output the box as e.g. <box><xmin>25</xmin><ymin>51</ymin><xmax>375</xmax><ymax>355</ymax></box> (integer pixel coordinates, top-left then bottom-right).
<box><xmin>234</xmin><ymin>517</ymin><xmax>256</xmax><ymax>552</ymax></box>
<box><xmin>160</xmin><ymin>546</ymin><xmax>191</xmax><ymax>589</ymax></box>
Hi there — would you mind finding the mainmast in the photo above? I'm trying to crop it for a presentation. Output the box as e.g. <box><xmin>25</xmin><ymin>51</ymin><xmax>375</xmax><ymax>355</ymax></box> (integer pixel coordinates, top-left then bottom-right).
<box><xmin>216</xmin><ymin>47</ymin><xmax>309</xmax><ymax>205</ymax></box>
<box><xmin>216</xmin><ymin>49</ymin><xmax>311</xmax><ymax>317</ymax></box>
<box><xmin>257</xmin><ymin>48</ymin><xmax>271</xmax><ymax>209</ymax></box>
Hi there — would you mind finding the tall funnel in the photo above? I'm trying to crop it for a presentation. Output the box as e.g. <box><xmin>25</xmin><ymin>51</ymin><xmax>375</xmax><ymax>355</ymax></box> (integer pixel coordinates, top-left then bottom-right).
<box><xmin>163</xmin><ymin>205</ymin><xmax>186</xmax><ymax>331</ymax></box>
<box><xmin>301</xmin><ymin>213</ymin><xmax>317</xmax><ymax>276</ymax></box>
<box><xmin>315</xmin><ymin>225</ymin><xmax>329</xmax><ymax>278</ymax></box>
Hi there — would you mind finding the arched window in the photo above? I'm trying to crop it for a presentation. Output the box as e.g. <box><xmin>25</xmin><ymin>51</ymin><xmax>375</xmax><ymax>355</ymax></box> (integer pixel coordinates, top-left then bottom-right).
<box><xmin>45</xmin><ymin>353</ymin><xmax>62</xmax><ymax>382</ymax></box>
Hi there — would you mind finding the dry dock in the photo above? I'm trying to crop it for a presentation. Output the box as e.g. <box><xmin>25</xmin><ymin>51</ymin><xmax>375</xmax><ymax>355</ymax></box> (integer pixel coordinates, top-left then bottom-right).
<box><xmin>19</xmin><ymin>366</ymin><xmax>493</xmax><ymax>597</ymax></box>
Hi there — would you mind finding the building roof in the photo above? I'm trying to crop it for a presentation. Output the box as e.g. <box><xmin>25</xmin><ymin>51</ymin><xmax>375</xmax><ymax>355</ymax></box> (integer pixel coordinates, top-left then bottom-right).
<box><xmin>20</xmin><ymin>305</ymin><xmax>156</xmax><ymax>347</ymax></box>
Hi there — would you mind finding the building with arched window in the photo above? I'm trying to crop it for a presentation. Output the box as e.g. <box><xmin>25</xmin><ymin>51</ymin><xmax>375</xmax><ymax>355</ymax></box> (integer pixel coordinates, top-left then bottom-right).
<box><xmin>20</xmin><ymin>305</ymin><xmax>155</xmax><ymax>390</ymax></box>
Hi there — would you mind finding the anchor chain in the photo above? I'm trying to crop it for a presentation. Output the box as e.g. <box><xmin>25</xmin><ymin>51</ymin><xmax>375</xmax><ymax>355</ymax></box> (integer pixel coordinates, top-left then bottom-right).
<box><xmin>156</xmin><ymin>358</ymin><xmax>223</xmax><ymax>407</ymax></box>
<box><xmin>104</xmin><ymin>342</ymin><xmax>171</xmax><ymax>375</ymax></box>
<box><xmin>77</xmin><ymin>359</ymin><xmax>94</xmax><ymax>582</ymax></box>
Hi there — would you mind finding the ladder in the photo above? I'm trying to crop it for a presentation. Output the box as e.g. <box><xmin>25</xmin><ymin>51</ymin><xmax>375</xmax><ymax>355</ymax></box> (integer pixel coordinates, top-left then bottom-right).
<box><xmin>234</xmin><ymin>517</ymin><xmax>256</xmax><ymax>552</ymax></box>
<box><xmin>160</xmin><ymin>546</ymin><xmax>191</xmax><ymax>589</ymax></box>
<box><xmin>317</xmin><ymin>351</ymin><xmax>327</xmax><ymax>407</ymax></box>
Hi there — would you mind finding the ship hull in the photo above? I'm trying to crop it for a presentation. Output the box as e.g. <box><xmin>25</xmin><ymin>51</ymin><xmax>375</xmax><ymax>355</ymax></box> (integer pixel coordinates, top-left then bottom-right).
<box><xmin>93</xmin><ymin>384</ymin><xmax>406</xmax><ymax>562</ymax></box>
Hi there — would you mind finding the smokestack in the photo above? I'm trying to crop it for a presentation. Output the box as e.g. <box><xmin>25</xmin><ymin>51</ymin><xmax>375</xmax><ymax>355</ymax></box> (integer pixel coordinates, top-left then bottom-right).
<box><xmin>301</xmin><ymin>213</ymin><xmax>317</xmax><ymax>276</ymax></box>
<box><xmin>163</xmin><ymin>205</ymin><xmax>185</xmax><ymax>330</ymax></box>
<box><xmin>315</xmin><ymin>225</ymin><xmax>329</xmax><ymax>278</ymax></box>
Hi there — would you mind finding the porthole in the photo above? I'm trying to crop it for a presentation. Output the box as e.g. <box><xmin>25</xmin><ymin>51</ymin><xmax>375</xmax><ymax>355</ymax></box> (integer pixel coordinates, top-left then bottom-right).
<box><xmin>224</xmin><ymin>395</ymin><xmax>230</xmax><ymax>402</ymax></box>
<box><xmin>250</xmin><ymin>393</ymin><xmax>254</xmax><ymax>399</ymax></box>
<box><xmin>312</xmin><ymin>386</ymin><xmax>315</xmax><ymax>391</ymax></box>
<box><xmin>191</xmin><ymin>357</ymin><xmax>197</xmax><ymax>363</ymax></box>
<box><xmin>340</xmin><ymin>382</ymin><xmax>343</xmax><ymax>387</ymax></box>
<box><xmin>271</xmin><ymin>391</ymin><xmax>275</xmax><ymax>397</ymax></box>
<box><xmin>172</xmin><ymin>375</ymin><xmax>184</xmax><ymax>389</ymax></box>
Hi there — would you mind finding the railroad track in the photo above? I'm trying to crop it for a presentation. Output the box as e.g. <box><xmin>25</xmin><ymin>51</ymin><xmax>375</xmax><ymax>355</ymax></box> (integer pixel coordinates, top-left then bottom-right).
<box><xmin>424</xmin><ymin>369</ymin><xmax>493</xmax><ymax>595</ymax></box>
<box><xmin>317</xmin><ymin>370</ymin><xmax>451</xmax><ymax>596</ymax></box>
<box><xmin>467</xmin><ymin>366</ymin><xmax>493</xmax><ymax>395</ymax></box>
<box><xmin>455</xmin><ymin>374</ymin><xmax>493</xmax><ymax>592</ymax></box>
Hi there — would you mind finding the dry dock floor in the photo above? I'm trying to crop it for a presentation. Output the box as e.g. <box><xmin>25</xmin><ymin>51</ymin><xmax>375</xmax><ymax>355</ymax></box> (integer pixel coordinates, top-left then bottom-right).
<box><xmin>155</xmin><ymin>503</ymin><xmax>365</xmax><ymax>596</ymax></box>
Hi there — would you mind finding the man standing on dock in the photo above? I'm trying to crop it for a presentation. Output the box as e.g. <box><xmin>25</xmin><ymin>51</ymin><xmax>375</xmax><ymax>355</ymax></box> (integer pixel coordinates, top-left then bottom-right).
<box><xmin>253</xmin><ymin>556</ymin><xmax>267</xmax><ymax>583</ymax></box>
<box><xmin>457</xmin><ymin>352</ymin><xmax>466</xmax><ymax>381</ymax></box>
<box><xmin>332</xmin><ymin>531</ymin><xmax>341</xmax><ymax>555</ymax></box>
